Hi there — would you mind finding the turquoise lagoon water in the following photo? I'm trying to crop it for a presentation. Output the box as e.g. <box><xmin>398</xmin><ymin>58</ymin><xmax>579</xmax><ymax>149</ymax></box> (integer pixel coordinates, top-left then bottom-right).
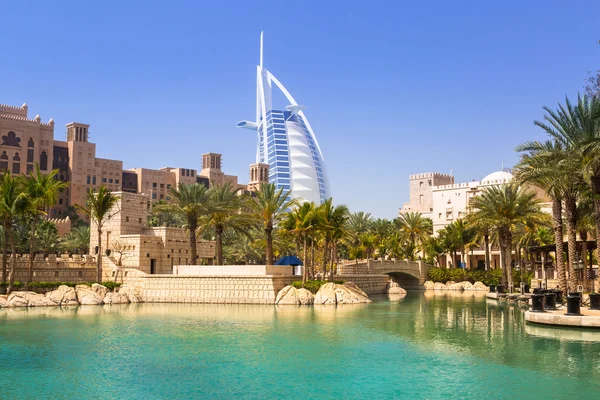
<box><xmin>2</xmin><ymin>292</ymin><xmax>600</xmax><ymax>399</ymax></box>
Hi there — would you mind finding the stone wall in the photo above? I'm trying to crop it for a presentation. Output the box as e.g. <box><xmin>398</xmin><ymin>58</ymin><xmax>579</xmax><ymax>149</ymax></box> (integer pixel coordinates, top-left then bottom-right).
<box><xmin>7</xmin><ymin>254</ymin><xmax>97</xmax><ymax>282</ymax></box>
<box><xmin>105</xmin><ymin>268</ymin><xmax>390</xmax><ymax>304</ymax></box>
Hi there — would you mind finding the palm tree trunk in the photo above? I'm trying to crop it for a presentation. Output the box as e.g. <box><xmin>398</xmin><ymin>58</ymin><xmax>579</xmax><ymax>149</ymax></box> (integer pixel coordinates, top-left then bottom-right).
<box><xmin>302</xmin><ymin>238</ymin><xmax>307</xmax><ymax>285</ymax></box>
<box><xmin>564</xmin><ymin>197</ymin><xmax>579</xmax><ymax>292</ymax></box>
<box><xmin>506</xmin><ymin>237</ymin><xmax>513</xmax><ymax>291</ymax></box>
<box><xmin>97</xmin><ymin>227</ymin><xmax>103</xmax><ymax>283</ymax></box>
<box><xmin>484</xmin><ymin>234</ymin><xmax>490</xmax><ymax>271</ymax></box>
<box><xmin>310</xmin><ymin>237</ymin><xmax>315</xmax><ymax>279</ymax></box>
<box><xmin>1</xmin><ymin>224</ymin><xmax>8</xmax><ymax>294</ymax></box>
<box><xmin>581</xmin><ymin>231</ymin><xmax>589</xmax><ymax>291</ymax></box>
<box><xmin>216</xmin><ymin>225</ymin><xmax>224</xmax><ymax>266</ymax></box>
<box><xmin>189</xmin><ymin>219</ymin><xmax>197</xmax><ymax>265</ymax></box>
<box><xmin>28</xmin><ymin>217</ymin><xmax>37</xmax><ymax>286</ymax></box>
<box><xmin>8</xmin><ymin>228</ymin><xmax>16</xmax><ymax>294</ymax></box>
<box><xmin>322</xmin><ymin>239</ymin><xmax>328</xmax><ymax>278</ymax></box>
<box><xmin>552</xmin><ymin>198</ymin><xmax>567</xmax><ymax>295</ymax></box>
<box><xmin>329</xmin><ymin>243</ymin><xmax>335</xmax><ymax>282</ymax></box>
<box><xmin>265</xmin><ymin>225</ymin><xmax>273</xmax><ymax>265</ymax></box>
<box><xmin>499</xmin><ymin>230</ymin><xmax>508</xmax><ymax>288</ymax></box>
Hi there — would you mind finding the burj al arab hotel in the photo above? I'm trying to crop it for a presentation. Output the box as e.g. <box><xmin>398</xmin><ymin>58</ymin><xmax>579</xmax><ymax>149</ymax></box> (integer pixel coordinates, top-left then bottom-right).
<box><xmin>237</xmin><ymin>33</ymin><xmax>330</xmax><ymax>204</ymax></box>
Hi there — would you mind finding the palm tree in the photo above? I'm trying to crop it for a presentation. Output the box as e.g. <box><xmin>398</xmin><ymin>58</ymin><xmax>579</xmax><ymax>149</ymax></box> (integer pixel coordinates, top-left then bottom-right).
<box><xmin>156</xmin><ymin>183</ymin><xmax>210</xmax><ymax>265</ymax></box>
<box><xmin>0</xmin><ymin>172</ymin><xmax>27</xmax><ymax>294</ymax></box>
<box><xmin>515</xmin><ymin>139</ymin><xmax>578</xmax><ymax>293</ymax></box>
<box><xmin>319</xmin><ymin>199</ymin><xmax>349</xmax><ymax>278</ymax></box>
<box><xmin>395</xmin><ymin>212</ymin><xmax>432</xmax><ymax>260</ymax></box>
<box><xmin>283</xmin><ymin>202</ymin><xmax>325</xmax><ymax>284</ymax></box>
<box><xmin>22</xmin><ymin>164</ymin><xmax>69</xmax><ymax>284</ymax></box>
<box><xmin>524</xmin><ymin>95</ymin><xmax>600</xmax><ymax>291</ymax></box>
<box><xmin>466</xmin><ymin>215</ymin><xmax>493</xmax><ymax>271</ymax></box>
<box><xmin>469</xmin><ymin>184</ymin><xmax>544</xmax><ymax>289</ymax></box>
<box><xmin>60</xmin><ymin>226</ymin><xmax>91</xmax><ymax>254</ymax></box>
<box><xmin>79</xmin><ymin>186</ymin><xmax>120</xmax><ymax>283</ymax></box>
<box><xmin>203</xmin><ymin>183</ymin><xmax>255</xmax><ymax>265</ymax></box>
<box><xmin>249</xmin><ymin>183</ymin><xmax>297</xmax><ymax>265</ymax></box>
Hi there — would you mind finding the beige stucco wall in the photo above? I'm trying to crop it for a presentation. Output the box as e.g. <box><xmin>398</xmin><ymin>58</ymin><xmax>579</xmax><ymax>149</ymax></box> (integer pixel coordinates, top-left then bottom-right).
<box><xmin>174</xmin><ymin>265</ymin><xmax>293</xmax><ymax>276</ymax></box>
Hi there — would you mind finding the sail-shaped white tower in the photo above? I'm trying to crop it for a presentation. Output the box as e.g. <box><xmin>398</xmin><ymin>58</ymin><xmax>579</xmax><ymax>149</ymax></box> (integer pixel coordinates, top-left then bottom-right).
<box><xmin>237</xmin><ymin>32</ymin><xmax>330</xmax><ymax>204</ymax></box>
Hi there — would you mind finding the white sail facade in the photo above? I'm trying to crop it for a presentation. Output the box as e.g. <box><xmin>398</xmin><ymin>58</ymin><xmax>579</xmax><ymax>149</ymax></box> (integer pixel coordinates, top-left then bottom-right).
<box><xmin>237</xmin><ymin>33</ymin><xmax>330</xmax><ymax>204</ymax></box>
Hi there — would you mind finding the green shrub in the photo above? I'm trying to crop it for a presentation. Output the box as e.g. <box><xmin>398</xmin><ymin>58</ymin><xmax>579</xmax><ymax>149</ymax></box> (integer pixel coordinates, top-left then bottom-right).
<box><xmin>292</xmin><ymin>280</ymin><xmax>344</xmax><ymax>294</ymax></box>
<box><xmin>428</xmin><ymin>267</ymin><xmax>504</xmax><ymax>286</ymax></box>
<box><xmin>427</xmin><ymin>267</ymin><xmax>449</xmax><ymax>283</ymax></box>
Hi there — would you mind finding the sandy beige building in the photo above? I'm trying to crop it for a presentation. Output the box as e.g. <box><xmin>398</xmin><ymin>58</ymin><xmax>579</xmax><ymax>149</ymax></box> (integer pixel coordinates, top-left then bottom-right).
<box><xmin>0</xmin><ymin>103</ymin><xmax>123</xmax><ymax>217</ymax></box>
<box><xmin>401</xmin><ymin>169</ymin><xmax>552</xmax><ymax>269</ymax></box>
<box><xmin>90</xmin><ymin>191</ymin><xmax>215</xmax><ymax>274</ymax></box>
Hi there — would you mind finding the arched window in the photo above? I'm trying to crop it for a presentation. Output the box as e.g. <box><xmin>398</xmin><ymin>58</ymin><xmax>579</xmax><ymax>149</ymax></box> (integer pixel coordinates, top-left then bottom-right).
<box><xmin>40</xmin><ymin>151</ymin><xmax>48</xmax><ymax>171</ymax></box>
<box><xmin>0</xmin><ymin>152</ymin><xmax>8</xmax><ymax>171</ymax></box>
<box><xmin>27</xmin><ymin>139</ymin><xmax>34</xmax><ymax>163</ymax></box>
<box><xmin>12</xmin><ymin>153</ymin><xmax>20</xmax><ymax>174</ymax></box>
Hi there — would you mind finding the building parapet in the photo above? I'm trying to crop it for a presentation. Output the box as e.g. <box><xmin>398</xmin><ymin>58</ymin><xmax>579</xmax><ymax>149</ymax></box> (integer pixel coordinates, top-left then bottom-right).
<box><xmin>0</xmin><ymin>103</ymin><xmax>28</xmax><ymax>116</ymax></box>
<box><xmin>433</xmin><ymin>181</ymin><xmax>480</xmax><ymax>191</ymax></box>
<box><xmin>409</xmin><ymin>172</ymin><xmax>454</xmax><ymax>180</ymax></box>
<box><xmin>0</xmin><ymin>111</ymin><xmax>54</xmax><ymax>128</ymax></box>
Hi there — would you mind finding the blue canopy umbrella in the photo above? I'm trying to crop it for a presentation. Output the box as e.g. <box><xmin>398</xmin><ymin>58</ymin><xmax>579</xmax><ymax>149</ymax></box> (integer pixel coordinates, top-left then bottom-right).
<box><xmin>275</xmin><ymin>255</ymin><xmax>303</xmax><ymax>266</ymax></box>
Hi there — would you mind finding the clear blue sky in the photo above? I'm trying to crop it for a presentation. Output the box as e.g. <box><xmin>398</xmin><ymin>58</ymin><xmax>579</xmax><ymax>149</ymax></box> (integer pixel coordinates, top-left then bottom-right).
<box><xmin>2</xmin><ymin>1</ymin><xmax>599</xmax><ymax>218</ymax></box>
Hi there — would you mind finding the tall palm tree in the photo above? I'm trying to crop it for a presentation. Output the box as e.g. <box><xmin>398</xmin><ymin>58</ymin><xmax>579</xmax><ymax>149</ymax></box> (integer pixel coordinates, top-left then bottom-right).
<box><xmin>469</xmin><ymin>184</ymin><xmax>544</xmax><ymax>289</ymax></box>
<box><xmin>79</xmin><ymin>186</ymin><xmax>120</xmax><ymax>283</ymax></box>
<box><xmin>283</xmin><ymin>202</ymin><xmax>325</xmax><ymax>284</ymax></box>
<box><xmin>526</xmin><ymin>95</ymin><xmax>600</xmax><ymax>290</ymax></box>
<box><xmin>319</xmin><ymin>199</ymin><xmax>349</xmax><ymax>279</ymax></box>
<box><xmin>466</xmin><ymin>214</ymin><xmax>493</xmax><ymax>271</ymax></box>
<box><xmin>22</xmin><ymin>164</ymin><xmax>69</xmax><ymax>284</ymax></box>
<box><xmin>156</xmin><ymin>183</ymin><xmax>210</xmax><ymax>265</ymax></box>
<box><xmin>249</xmin><ymin>183</ymin><xmax>296</xmax><ymax>265</ymax></box>
<box><xmin>395</xmin><ymin>212</ymin><xmax>432</xmax><ymax>260</ymax></box>
<box><xmin>203</xmin><ymin>183</ymin><xmax>255</xmax><ymax>265</ymax></box>
<box><xmin>0</xmin><ymin>172</ymin><xmax>28</xmax><ymax>294</ymax></box>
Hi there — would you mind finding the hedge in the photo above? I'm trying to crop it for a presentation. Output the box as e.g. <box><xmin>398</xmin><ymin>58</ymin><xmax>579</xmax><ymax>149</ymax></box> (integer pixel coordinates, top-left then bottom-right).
<box><xmin>427</xmin><ymin>267</ymin><xmax>533</xmax><ymax>286</ymax></box>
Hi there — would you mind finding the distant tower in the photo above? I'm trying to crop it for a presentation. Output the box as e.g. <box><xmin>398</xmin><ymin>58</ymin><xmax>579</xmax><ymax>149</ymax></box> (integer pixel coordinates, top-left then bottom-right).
<box><xmin>202</xmin><ymin>153</ymin><xmax>222</xmax><ymax>170</ymax></box>
<box><xmin>248</xmin><ymin>163</ymin><xmax>269</xmax><ymax>191</ymax></box>
<box><xmin>66</xmin><ymin>122</ymin><xmax>90</xmax><ymax>142</ymax></box>
<box><xmin>237</xmin><ymin>32</ymin><xmax>330</xmax><ymax>204</ymax></box>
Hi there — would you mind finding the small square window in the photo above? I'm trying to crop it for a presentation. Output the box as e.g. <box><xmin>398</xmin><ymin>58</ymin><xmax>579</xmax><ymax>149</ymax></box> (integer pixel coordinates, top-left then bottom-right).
<box><xmin>126</xmin><ymin>216</ymin><xmax>129</xmax><ymax>222</ymax></box>
<box><xmin>138</xmin><ymin>218</ymin><xmax>142</xmax><ymax>223</ymax></box>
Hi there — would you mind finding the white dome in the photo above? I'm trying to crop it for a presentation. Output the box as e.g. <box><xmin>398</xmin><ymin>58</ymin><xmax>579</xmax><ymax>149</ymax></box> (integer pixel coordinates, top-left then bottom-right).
<box><xmin>480</xmin><ymin>170</ymin><xmax>513</xmax><ymax>185</ymax></box>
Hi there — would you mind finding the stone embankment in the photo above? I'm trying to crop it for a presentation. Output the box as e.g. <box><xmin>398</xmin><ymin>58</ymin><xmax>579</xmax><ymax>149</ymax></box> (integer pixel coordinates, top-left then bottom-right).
<box><xmin>423</xmin><ymin>280</ymin><xmax>489</xmax><ymax>291</ymax></box>
<box><xmin>275</xmin><ymin>282</ymin><xmax>376</xmax><ymax>305</ymax></box>
<box><xmin>0</xmin><ymin>283</ymin><xmax>141</xmax><ymax>308</ymax></box>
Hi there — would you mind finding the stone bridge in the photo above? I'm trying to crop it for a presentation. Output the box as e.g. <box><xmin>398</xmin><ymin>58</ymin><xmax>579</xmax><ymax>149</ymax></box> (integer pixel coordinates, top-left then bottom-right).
<box><xmin>338</xmin><ymin>259</ymin><xmax>431</xmax><ymax>289</ymax></box>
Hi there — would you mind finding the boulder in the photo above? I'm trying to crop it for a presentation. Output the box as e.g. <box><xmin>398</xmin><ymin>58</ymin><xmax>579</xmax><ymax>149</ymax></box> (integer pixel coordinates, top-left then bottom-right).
<box><xmin>337</xmin><ymin>283</ymin><xmax>372</xmax><ymax>304</ymax></box>
<box><xmin>76</xmin><ymin>285</ymin><xmax>104</xmax><ymax>305</ymax></box>
<box><xmin>103</xmin><ymin>292</ymin><xmax>130</xmax><ymax>304</ymax></box>
<box><xmin>275</xmin><ymin>285</ymin><xmax>300</xmax><ymax>305</ymax></box>
<box><xmin>472</xmin><ymin>281</ymin><xmax>488</xmax><ymax>291</ymax></box>
<box><xmin>460</xmin><ymin>281</ymin><xmax>473</xmax><ymax>291</ymax></box>
<box><xmin>387</xmin><ymin>281</ymin><xmax>407</xmax><ymax>295</ymax></box>
<box><xmin>434</xmin><ymin>282</ymin><xmax>448</xmax><ymax>290</ymax></box>
<box><xmin>314</xmin><ymin>282</ymin><xmax>372</xmax><ymax>305</ymax></box>
<box><xmin>8</xmin><ymin>291</ymin><xmax>57</xmax><ymax>307</ymax></box>
<box><xmin>46</xmin><ymin>285</ymin><xmax>79</xmax><ymax>306</ymax></box>
<box><xmin>91</xmin><ymin>283</ymin><xmax>109</xmax><ymax>299</ymax></box>
<box><xmin>0</xmin><ymin>295</ymin><xmax>8</xmax><ymax>308</ymax></box>
<box><xmin>297</xmin><ymin>288</ymin><xmax>314</xmax><ymax>305</ymax></box>
<box><xmin>448</xmin><ymin>282</ymin><xmax>464</xmax><ymax>291</ymax></box>
<box><xmin>445</xmin><ymin>281</ymin><xmax>456</xmax><ymax>287</ymax></box>
<box><xmin>314</xmin><ymin>283</ymin><xmax>338</xmax><ymax>305</ymax></box>
<box><xmin>423</xmin><ymin>281</ymin><xmax>435</xmax><ymax>290</ymax></box>
<box><xmin>119</xmin><ymin>285</ymin><xmax>142</xmax><ymax>303</ymax></box>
